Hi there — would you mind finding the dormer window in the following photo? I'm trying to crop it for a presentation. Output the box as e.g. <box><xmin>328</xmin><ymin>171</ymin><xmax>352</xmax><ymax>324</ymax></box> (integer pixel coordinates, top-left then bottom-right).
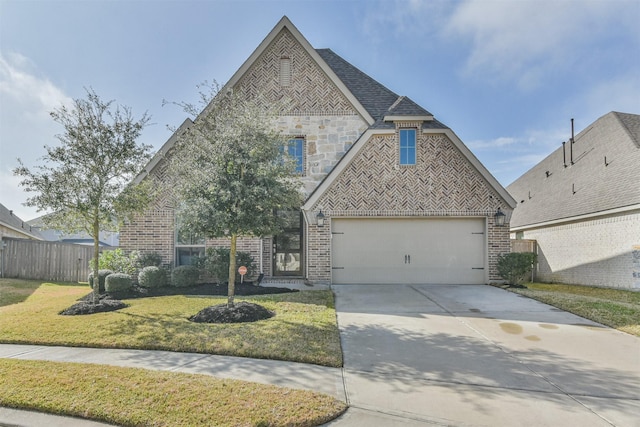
<box><xmin>280</xmin><ymin>57</ymin><xmax>291</xmax><ymax>87</ymax></box>
<box><xmin>399</xmin><ymin>129</ymin><xmax>416</xmax><ymax>165</ymax></box>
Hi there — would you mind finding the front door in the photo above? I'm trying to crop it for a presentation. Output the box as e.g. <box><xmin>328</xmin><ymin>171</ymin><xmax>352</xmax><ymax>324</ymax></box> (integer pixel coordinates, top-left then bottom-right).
<box><xmin>273</xmin><ymin>211</ymin><xmax>303</xmax><ymax>276</ymax></box>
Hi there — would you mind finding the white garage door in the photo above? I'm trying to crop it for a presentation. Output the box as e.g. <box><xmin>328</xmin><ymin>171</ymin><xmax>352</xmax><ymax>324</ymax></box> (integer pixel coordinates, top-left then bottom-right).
<box><xmin>331</xmin><ymin>218</ymin><xmax>486</xmax><ymax>284</ymax></box>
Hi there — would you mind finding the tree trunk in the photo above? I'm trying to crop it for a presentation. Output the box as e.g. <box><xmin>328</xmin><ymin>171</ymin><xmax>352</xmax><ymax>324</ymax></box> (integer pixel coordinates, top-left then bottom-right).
<box><xmin>227</xmin><ymin>233</ymin><xmax>237</xmax><ymax>308</ymax></box>
<box><xmin>92</xmin><ymin>218</ymin><xmax>100</xmax><ymax>305</ymax></box>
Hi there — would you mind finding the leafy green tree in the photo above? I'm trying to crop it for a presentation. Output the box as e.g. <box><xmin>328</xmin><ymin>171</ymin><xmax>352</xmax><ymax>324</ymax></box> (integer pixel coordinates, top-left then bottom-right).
<box><xmin>14</xmin><ymin>88</ymin><xmax>152</xmax><ymax>303</ymax></box>
<box><xmin>166</xmin><ymin>82</ymin><xmax>302</xmax><ymax>307</ymax></box>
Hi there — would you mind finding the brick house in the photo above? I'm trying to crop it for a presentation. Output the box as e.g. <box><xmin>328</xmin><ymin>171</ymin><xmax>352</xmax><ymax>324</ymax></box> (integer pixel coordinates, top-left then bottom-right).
<box><xmin>120</xmin><ymin>16</ymin><xmax>516</xmax><ymax>285</ymax></box>
<box><xmin>507</xmin><ymin>112</ymin><xmax>640</xmax><ymax>289</ymax></box>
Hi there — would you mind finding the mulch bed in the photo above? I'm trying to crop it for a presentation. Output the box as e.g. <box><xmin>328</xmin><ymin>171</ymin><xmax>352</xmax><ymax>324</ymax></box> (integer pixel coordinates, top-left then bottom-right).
<box><xmin>60</xmin><ymin>296</ymin><xmax>128</xmax><ymax>315</ymax></box>
<box><xmin>60</xmin><ymin>283</ymin><xmax>296</xmax><ymax>317</ymax></box>
<box><xmin>189</xmin><ymin>301</ymin><xmax>275</xmax><ymax>324</ymax></box>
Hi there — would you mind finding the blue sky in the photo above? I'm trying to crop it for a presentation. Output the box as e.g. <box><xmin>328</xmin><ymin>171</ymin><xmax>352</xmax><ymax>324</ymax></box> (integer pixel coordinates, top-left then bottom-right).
<box><xmin>1</xmin><ymin>0</ymin><xmax>639</xmax><ymax>220</ymax></box>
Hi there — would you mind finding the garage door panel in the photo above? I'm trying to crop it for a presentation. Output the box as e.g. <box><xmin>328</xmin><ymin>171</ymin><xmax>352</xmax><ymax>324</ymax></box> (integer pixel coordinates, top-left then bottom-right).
<box><xmin>332</xmin><ymin>218</ymin><xmax>486</xmax><ymax>284</ymax></box>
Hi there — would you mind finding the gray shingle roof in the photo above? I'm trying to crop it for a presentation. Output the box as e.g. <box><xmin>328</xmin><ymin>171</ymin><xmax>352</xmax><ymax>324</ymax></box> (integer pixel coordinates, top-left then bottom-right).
<box><xmin>507</xmin><ymin>111</ymin><xmax>640</xmax><ymax>228</ymax></box>
<box><xmin>316</xmin><ymin>48</ymin><xmax>446</xmax><ymax>131</ymax></box>
<box><xmin>0</xmin><ymin>203</ymin><xmax>43</xmax><ymax>239</ymax></box>
<box><xmin>316</xmin><ymin>48</ymin><xmax>399</xmax><ymax>121</ymax></box>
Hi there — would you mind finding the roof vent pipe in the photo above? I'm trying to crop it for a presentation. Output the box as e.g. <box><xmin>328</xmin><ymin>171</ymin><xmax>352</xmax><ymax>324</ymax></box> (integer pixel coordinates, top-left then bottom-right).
<box><xmin>562</xmin><ymin>141</ymin><xmax>567</xmax><ymax>168</ymax></box>
<box><xmin>570</xmin><ymin>118</ymin><xmax>575</xmax><ymax>165</ymax></box>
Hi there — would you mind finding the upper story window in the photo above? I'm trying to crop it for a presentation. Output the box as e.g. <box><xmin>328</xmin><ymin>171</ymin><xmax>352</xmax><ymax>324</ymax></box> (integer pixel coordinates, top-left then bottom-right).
<box><xmin>399</xmin><ymin>129</ymin><xmax>417</xmax><ymax>165</ymax></box>
<box><xmin>285</xmin><ymin>137</ymin><xmax>304</xmax><ymax>174</ymax></box>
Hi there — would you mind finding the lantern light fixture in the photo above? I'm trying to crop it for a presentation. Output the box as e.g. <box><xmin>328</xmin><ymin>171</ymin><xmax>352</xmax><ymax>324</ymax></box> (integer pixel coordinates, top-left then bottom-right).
<box><xmin>494</xmin><ymin>208</ymin><xmax>506</xmax><ymax>227</ymax></box>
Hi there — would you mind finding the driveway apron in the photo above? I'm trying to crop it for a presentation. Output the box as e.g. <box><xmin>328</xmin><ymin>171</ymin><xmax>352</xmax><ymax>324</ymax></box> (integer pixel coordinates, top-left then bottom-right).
<box><xmin>328</xmin><ymin>284</ymin><xmax>640</xmax><ymax>427</ymax></box>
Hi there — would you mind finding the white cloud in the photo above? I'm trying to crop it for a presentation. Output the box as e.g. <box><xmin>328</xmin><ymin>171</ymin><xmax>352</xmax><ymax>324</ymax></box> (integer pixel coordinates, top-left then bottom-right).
<box><xmin>0</xmin><ymin>169</ymin><xmax>45</xmax><ymax>221</ymax></box>
<box><xmin>361</xmin><ymin>0</ymin><xmax>452</xmax><ymax>41</ymax></box>
<box><xmin>442</xmin><ymin>0</ymin><xmax>637</xmax><ymax>90</ymax></box>
<box><xmin>468</xmin><ymin>126</ymin><xmax>567</xmax><ymax>152</ymax></box>
<box><xmin>0</xmin><ymin>51</ymin><xmax>72</xmax><ymax>120</ymax></box>
<box><xmin>581</xmin><ymin>71</ymin><xmax>640</xmax><ymax>117</ymax></box>
<box><xmin>0</xmin><ymin>51</ymin><xmax>72</xmax><ymax>167</ymax></box>
<box><xmin>0</xmin><ymin>51</ymin><xmax>71</xmax><ymax>218</ymax></box>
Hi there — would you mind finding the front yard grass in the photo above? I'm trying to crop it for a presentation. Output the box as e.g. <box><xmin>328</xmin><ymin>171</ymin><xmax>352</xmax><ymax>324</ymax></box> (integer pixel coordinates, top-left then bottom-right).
<box><xmin>509</xmin><ymin>282</ymin><xmax>640</xmax><ymax>337</ymax></box>
<box><xmin>0</xmin><ymin>359</ymin><xmax>347</xmax><ymax>427</ymax></box>
<box><xmin>0</xmin><ymin>280</ymin><xmax>342</xmax><ymax>367</ymax></box>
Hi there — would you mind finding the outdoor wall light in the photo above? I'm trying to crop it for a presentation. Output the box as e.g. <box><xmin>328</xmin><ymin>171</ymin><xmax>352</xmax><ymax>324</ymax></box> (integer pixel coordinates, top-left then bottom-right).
<box><xmin>494</xmin><ymin>208</ymin><xmax>506</xmax><ymax>227</ymax></box>
<box><xmin>316</xmin><ymin>210</ymin><xmax>326</xmax><ymax>227</ymax></box>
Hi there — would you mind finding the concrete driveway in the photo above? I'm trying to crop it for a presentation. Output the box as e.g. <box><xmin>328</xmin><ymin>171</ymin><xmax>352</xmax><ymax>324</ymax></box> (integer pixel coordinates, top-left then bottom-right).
<box><xmin>327</xmin><ymin>284</ymin><xmax>640</xmax><ymax>427</ymax></box>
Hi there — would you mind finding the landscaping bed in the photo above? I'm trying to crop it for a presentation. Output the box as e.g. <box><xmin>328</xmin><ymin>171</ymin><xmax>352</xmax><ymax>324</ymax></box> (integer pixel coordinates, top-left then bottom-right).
<box><xmin>0</xmin><ymin>280</ymin><xmax>342</xmax><ymax>367</ymax></box>
<box><xmin>61</xmin><ymin>282</ymin><xmax>297</xmax><ymax>316</ymax></box>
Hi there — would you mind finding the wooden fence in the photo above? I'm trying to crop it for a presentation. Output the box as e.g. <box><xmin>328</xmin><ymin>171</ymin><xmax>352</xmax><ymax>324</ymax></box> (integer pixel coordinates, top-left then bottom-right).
<box><xmin>0</xmin><ymin>237</ymin><xmax>94</xmax><ymax>282</ymax></box>
<box><xmin>511</xmin><ymin>239</ymin><xmax>537</xmax><ymax>254</ymax></box>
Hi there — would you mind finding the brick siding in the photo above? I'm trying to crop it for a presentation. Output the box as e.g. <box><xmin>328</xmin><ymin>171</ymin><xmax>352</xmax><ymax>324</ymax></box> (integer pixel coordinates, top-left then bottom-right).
<box><xmin>307</xmin><ymin>131</ymin><xmax>512</xmax><ymax>283</ymax></box>
<box><xmin>520</xmin><ymin>210</ymin><xmax>640</xmax><ymax>289</ymax></box>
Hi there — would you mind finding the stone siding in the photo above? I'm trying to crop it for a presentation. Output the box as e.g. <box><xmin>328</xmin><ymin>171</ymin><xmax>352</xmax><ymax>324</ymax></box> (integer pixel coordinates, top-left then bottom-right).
<box><xmin>519</xmin><ymin>210</ymin><xmax>640</xmax><ymax>289</ymax></box>
<box><xmin>276</xmin><ymin>115</ymin><xmax>367</xmax><ymax>195</ymax></box>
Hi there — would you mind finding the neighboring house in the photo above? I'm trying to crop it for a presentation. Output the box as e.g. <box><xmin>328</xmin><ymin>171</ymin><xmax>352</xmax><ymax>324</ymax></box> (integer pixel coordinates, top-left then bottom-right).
<box><xmin>120</xmin><ymin>16</ymin><xmax>516</xmax><ymax>285</ymax></box>
<box><xmin>28</xmin><ymin>215</ymin><xmax>118</xmax><ymax>247</ymax></box>
<box><xmin>0</xmin><ymin>203</ymin><xmax>44</xmax><ymax>241</ymax></box>
<box><xmin>508</xmin><ymin>112</ymin><xmax>640</xmax><ymax>289</ymax></box>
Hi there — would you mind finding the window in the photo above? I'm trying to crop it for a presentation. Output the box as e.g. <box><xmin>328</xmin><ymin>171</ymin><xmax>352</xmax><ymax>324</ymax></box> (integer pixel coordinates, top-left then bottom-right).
<box><xmin>284</xmin><ymin>138</ymin><xmax>304</xmax><ymax>174</ymax></box>
<box><xmin>175</xmin><ymin>218</ymin><xmax>205</xmax><ymax>266</ymax></box>
<box><xmin>400</xmin><ymin>129</ymin><xmax>416</xmax><ymax>165</ymax></box>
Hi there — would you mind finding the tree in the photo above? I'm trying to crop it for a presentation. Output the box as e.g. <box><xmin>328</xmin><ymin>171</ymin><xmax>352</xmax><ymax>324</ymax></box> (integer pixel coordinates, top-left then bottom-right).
<box><xmin>14</xmin><ymin>88</ymin><xmax>152</xmax><ymax>303</ymax></box>
<box><xmin>166</xmin><ymin>82</ymin><xmax>302</xmax><ymax>307</ymax></box>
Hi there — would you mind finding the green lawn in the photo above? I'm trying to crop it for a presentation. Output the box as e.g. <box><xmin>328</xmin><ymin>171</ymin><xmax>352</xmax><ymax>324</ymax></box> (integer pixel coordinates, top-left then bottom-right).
<box><xmin>0</xmin><ymin>359</ymin><xmax>346</xmax><ymax>427</ymax></box>
<box><xmin>0</xmin><ymin>279</ymin><xmax>346</xmax><ymax>426</ymax></box>
<box><xmin>509</xmin><ymin>282</ymin><xmax>640</xmax><ymax>336</ymax></box>
<box><xmin>0</xmin><ymin>280</ymin><xmax>342</xmax><ymax>367</ymax></box>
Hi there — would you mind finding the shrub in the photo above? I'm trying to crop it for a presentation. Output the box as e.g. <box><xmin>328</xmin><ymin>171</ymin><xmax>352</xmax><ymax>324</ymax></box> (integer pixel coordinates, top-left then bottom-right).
<box><xmin>97</xmin><ymin>249</ymin><xmax>139</xmax><ymax>275</ymax></box>
<box><xmin>171</xmin><ymin>265</ymin><xmax>200</xmax><ymax>287</ymax></box>
<box><xmin>497</xmin><ymin>252</ymin><xmax>537</xmax><ymax>285</ymax></box>
<box><xmin>105</xmin><ymin>273</ymin><xmax>133</xmax><ymax>293</ymax></box>
<box><xmin>88</xmin><ymin>269</ymin><xmax>114</xmax><ymax>293</ymax></box>
<box><xmin>195</xmin><ymin>247</ymin><xmax>255</xmax><ymax>284</ymax></box>
<box><xmin>138</xmin><ymin>266</ymin><xmax>167</xmax><ymax>288</ymax></box>
<box><xmin>137</xmin><ymin>251</ymin><xmax>163</xmax><ymax>268</ymax></box>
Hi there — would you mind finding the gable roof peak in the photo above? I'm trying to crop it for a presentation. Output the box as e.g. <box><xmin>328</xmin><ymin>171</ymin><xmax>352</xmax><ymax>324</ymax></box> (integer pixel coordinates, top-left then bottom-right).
<box><xmin>223</xmin><ymin>17</ymin><xmax>374</xmax><ymax>124</ymax></box>
<box><xmin>384</xmin><ymin>95</ymin><xmax>434</xmax><ymax>122</ymax></box>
